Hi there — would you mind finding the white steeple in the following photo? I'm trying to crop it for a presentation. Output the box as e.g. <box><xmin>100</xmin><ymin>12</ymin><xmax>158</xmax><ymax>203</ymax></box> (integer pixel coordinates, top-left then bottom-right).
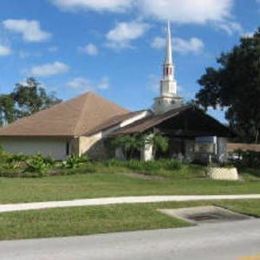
<box><xmin>153</xmin><ymin>21</ymin><xmax>182</xmax><ymax>114</ymax></box>
<box><xmin>165</xmin><ymin>20</ymin><xmax>173</xmax><ymax>65</ymax></box>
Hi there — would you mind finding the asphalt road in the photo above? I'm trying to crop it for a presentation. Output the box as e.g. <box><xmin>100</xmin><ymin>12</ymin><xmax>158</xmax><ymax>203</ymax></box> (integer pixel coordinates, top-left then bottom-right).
<box><xmin>0</xmin><ymin>219</ymin><xmax>259</xmax><ymax>260</ymax></box>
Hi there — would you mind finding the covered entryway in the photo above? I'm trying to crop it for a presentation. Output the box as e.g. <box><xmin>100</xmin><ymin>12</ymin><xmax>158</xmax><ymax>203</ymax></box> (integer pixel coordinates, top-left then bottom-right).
<box><xmin>111</xmin><ymin>106</ymin><xmax>234</xmax><ymax>162</ymax></box>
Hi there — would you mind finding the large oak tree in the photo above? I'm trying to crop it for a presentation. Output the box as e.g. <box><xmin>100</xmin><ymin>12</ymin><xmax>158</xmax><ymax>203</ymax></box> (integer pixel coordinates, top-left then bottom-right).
<box><xmin>196</xmin><ymin>28</ymin><xmax>260</xmax><ymax>143</ymax></box>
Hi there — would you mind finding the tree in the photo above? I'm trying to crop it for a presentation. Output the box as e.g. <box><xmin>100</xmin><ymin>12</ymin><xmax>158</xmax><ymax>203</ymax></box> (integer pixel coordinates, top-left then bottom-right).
<box><xmin>0</xmin><ymin>95</ymin><xmax>16</xmax><ymax>126</ymax></box>
<box><xmin>196</xmin><ymin>28</ymin><xmax>260</xmax><ymax>143</ymax></box>
<box><xmin>0</xmin><ymin>78</ymin><xmax>61</xmax><ymax>125</ymax></box>
<box><xmin>110</xmin><ymin>133</ymin><xmax>169</xmax><ymax>160</ymax></box>
<box><xmin>11</xmin><ymin>77</ymin><xmax>61</xmax><ymax>118</ymax></box>
<box><xmin>110</xmin><ymin>134</ymin><xmax>144</xmax><ymax>159</ymax></box>
<box><xmin>145</xmin><ymin>133</ymin><xmax>169</xmax><ymax>158</ymax></box>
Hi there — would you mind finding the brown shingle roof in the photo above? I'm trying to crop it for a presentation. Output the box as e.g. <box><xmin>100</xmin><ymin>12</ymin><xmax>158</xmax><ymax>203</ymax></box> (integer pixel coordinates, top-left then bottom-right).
<box><xmin>111</xmin><ymin>106</ymin><xmax>233</xmax><ymax>137</ymax></box>
<box><xmin>85</xmin><ymin>110</ymin><xmax>148</xmax><ymax>136</ymax></box>
<box><xmin>0</xmin><ymin>92</ymin><xmax>129</xmax><ymax>137</ymax></box>
<box><xmin>111</xmin><ymin>106</ymin><xmax>190</xmax><ymax>135</ymax></box>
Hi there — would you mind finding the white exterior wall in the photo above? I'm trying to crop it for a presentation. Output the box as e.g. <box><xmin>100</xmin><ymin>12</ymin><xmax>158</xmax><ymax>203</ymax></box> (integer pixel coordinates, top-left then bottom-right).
<box><xmin>0</xmin><ymin>137</ymin><xmax>69</xmax><ymax>160</ymax></box>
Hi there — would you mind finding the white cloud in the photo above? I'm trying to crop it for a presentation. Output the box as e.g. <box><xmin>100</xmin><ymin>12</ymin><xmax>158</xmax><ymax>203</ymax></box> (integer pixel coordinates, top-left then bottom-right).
<box><xmin>67</xmin><ymin>77</ymin><xmax>92</xmax><ymax>90</ymax></box>
<box><xmin>50</xmin><ymin>0</ymin><xmax>234</xmax><ymax>24</ymax></box>
<box><xmin>50</xmin><ymin>0</ymin><xmax>134</xmax><ymax>12</ymax></box>
<box><xmin>242</xmin><ymin>31</ymin><xmax>255</xmax><ymax>38</ymax></box>
<box><xmin>216</xmin><ymin>21</ymin><xmax>243</xmax><ymax>35</ymax></box>
<box><xmin>138</xmin><ymin>0</ymin><xmax>233</xmax><ymax>24</ymax></box>
<box><xmin>30</xmin><ymin>61</ymin><xmax>69</xmax><ymax>77</ymax></box>
<box><xmin>18</xmin><ymin>50</ymin><xmax>43</xmax><ymax>59</ymax></box>
<box><xmin>48</xmin><ymin>46</ymin><xmax>59</xmax><ymax>52</ymax></box>
<box><xmin>79</xmin><ymin>43</ymin><xmax>99</xmax><ymax>56</ymax></box>
<box><xmin>140</xmin><ymin>0</ymin><xmax>242</xmax><ymax>35</ymax></box>
<box><xmin>106</xmin><ymin>21</ymin><xmax>149</xmax><ymax>49</ymax></box>
<box><xmin>0</xmin><ymin>44</ymin><xmax>12</xmax><ymax>56</ymax></box>
<box><xmin>151</xmin><ymin>37</ymin><xmax>165</xmax><ymax>49</ymax></box>
<box><xmin>67</xmin><ymin>76</ymin><xmax>110</xmax><ymax>91</ymax></box>
<box><xmin>50</xmin><ymin>0</ymin><xmax>240</xmax><ymax>35</ymax></box>
<box><xmin>152</xmin><ymin>36</ymin><xmax>204</xmax><ymax>54</ymax></box>
<box><xmin>97</xmin><ymin>77</ymin><xmax>110</xmax><ymax>89</ymax></box>
<box><xmin>3</xmin><ymin>19</ymin><xmax>51</xmax><ymax>42</ymax></box>
<box><xmin>174</xmin><ymin>37</ymin><xmax>204</xmax><ymax>54</ymax></box>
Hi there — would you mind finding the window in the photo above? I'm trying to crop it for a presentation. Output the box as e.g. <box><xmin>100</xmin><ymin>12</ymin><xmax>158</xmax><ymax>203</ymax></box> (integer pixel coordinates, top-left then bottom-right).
<box><xmin>66</xmin><ymin>141</ymin><xmax>70</xmax><ymax>156</ymax></box>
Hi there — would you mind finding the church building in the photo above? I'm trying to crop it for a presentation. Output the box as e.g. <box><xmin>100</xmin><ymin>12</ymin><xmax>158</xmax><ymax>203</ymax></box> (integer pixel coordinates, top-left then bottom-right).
<box><xmin>0</xmin><ymin>23</ymin><xmax>233</xmax><ymax>162</ymax></box>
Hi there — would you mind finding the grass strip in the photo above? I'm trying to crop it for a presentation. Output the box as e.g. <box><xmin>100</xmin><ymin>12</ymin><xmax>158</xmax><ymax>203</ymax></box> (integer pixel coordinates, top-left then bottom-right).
<box><xmin>0</xmin><ymin>199</ymin><xmax>259</xmax><ymax>241</ymax></box>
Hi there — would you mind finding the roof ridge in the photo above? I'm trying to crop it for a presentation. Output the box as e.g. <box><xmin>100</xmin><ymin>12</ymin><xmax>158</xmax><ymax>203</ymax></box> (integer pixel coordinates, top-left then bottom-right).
<box><xmin>73</xmin><ymin>92</ymin><xmax>91</xmax><ymax>136</ymax></box>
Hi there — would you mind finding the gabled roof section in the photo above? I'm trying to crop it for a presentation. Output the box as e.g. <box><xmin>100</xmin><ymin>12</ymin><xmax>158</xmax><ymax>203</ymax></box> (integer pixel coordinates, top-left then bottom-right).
<box><xmin>111</xmin><ymin>105</ymin><xmax>234</xmax><ymax>137</ymax></box>
<box><xmin>0</xmin><ymin>92</ymin><xmax>129</xmax><ymax>137</ymax></box>
<box><xmin>85</xmin><ymin>110</ymin><xmax>150</xmax><ymax>136</ymax></box>
<box><xmin>111</xmin><ymin>105</ymin><xmax>190</xmax><ymax>135</ymax></box>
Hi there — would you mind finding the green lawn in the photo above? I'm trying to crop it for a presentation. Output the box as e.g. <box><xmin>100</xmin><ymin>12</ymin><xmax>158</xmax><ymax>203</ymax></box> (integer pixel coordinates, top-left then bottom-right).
<box><xmin>0</xmin><ymin>199</ymin><xmax>259</xmax><ymax>240</ymax></box>
<box><xmin>0</xmin><ymin>171</ymin><xmax>259</xmax><ymax>204</ymax></box>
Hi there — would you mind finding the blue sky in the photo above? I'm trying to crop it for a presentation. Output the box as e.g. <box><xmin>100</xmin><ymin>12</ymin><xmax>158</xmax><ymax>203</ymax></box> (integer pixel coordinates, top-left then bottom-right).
<box><xmin>0</xmin><ymin>0</ymin><xmax>259</xmax><ymax>122</ymax></box>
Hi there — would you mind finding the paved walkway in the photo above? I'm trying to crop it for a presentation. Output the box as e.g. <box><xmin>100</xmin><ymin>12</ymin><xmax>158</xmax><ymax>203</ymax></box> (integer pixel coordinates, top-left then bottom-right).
<box><xmin>0</xmin><ymin>194</ymin><xmax>260</xmax><ymax>213</ymax></box>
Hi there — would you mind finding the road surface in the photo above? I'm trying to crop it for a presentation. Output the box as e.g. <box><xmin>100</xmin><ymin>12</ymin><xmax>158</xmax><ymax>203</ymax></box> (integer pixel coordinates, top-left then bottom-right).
<box><xmin>0</xmin><ymin>218</ymin><xmax>259</xmax><ymax>260</ymax></box>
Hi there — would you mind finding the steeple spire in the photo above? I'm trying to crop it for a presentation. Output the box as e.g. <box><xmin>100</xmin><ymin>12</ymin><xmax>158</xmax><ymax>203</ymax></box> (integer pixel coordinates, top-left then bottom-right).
<box><xmin>153</xmin><ymin>21</ymin><xmax>183</xmax><ymax>114</ymax></box>
<box><xmin>161</xmin><ymin>20</ymin><xmax>175</xmax><ymax>94</ymax></box>
<box><xmin>165</xmin><ymin>20</ymin><xmax>173</xmax><ymax>65</ymax></box>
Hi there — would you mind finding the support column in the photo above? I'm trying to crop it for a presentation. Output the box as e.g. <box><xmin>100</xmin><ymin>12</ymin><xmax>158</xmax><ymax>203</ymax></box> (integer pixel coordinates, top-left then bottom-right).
<box><xmin>217</xmin><ymin>137</ymin><xmax>228</xmax><ymax>163</ymax></box>
<box><xmin>141</xmin><ymin>134</ymin><xmax>154</xmax><ymax>161</ymax></box>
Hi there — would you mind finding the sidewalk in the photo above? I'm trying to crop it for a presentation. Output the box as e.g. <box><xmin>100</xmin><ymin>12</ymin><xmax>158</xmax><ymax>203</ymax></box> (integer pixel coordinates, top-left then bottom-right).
<box><xmin>1</xmin><ymin>194</ymin><xmax>260</xmax><ymax>213</ymax></box>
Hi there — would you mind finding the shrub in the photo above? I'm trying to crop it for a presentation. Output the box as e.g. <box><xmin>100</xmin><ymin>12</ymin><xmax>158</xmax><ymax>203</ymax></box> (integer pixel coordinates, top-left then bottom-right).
<box><xmin>24</xmin><ymin>154</ymin><xmax>52</xmax><ymax>176</ymax></box>
<box><xmin>110</xmin><ymin>159</ymin><xmax>184</xmax><ymax>174</ymax></box>
<box><xmin>104</xmin><ymin>159</ymin><xmax>126</xmax><ymax>168</ymax></box>
<box><xmin>126</xmin><ymin>160</ymin><xmax>144</xmax><ymax>171</ymax></box>
<box><xmin>6</xmin><ymin>154</ymin><xmax>29</xmax><ymax>163</ymax></box>
<box><xmin>233</xmin><ymin>150</ymin><xmax>260</xmax><ymax>168</ymax></box>
<box><xmin>62</xmin><ymin>155</ymin><xmax>89</xmax><ymax>169</ymax></box>
<box><xmin>164</xmin><ymin>159</ymin><xmax>183</xmax><ymax>171</ymax></box>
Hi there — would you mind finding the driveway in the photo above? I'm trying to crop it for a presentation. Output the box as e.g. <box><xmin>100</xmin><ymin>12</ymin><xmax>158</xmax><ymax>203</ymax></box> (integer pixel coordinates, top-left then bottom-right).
<box><xmin>0</xmin><ymin>218</ymin><xmax>259</xmax><ymax>260</ymax></box>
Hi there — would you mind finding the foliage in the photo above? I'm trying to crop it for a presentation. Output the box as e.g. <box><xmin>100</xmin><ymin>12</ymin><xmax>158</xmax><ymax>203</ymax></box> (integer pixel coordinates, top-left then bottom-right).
<box><xmin>24</xmin><ymin>154</ymin><xmax>53</xmax><ymax>175</ymax></box>
<box><xmin>62</xmin><ymin>155</ymin><xmax>89</xmax><ymax>169</ymax></box>
<box><xmin>103</xmin><ymin>159</ymin><xmax>183</xmax><ymax>174</ymax></box>
<box><xmin>0</xmin><ymin>152</ymin><xmax>93</xmax><ymax>177</ymax></box>
<box><xmin>0</xmin><ymin>95</ymin><xmax>16</xmax><ymax>125</ymax></box>
<box><xmin>110</xmin><ymin>134</ymin><xmax>145</xmax><ymax>159</ymax></box>
<box><xmin>196</xmin><ymin>28</ymin><xmax>260</xmax><ymax>143</ymax></box>
<box><xmin>145</xmin><ymin>133</ymin><xmax>169</xmax><ymax>158</ymax></box>
<box><xmin>110</xmin><ymin>133</ymin><xmax>169</xmax><ymax>159</ymax></box>
<box><xmin>233</xmin><ymin>150</ymin><xmax>260</xmax><ymax>169</ymax></box>
<box><xmin>0</xmin><ymin>77</ymin><xmax>61</xmax><ymax>125</ymax></box>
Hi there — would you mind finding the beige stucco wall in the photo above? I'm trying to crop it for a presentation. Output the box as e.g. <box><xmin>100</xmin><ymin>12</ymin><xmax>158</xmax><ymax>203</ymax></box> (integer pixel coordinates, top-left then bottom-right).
<box><xmin>78</xmin><ymin>133</ymin><xmax>108</xmax><ymax>159</ymax></box>
<box><xmin>78</xmin><ymin>111</ymin><xmax>152</xmax><ymax>160</ymax></box>
<box><xmin>0</xmin><ymin>137</ymin><xmax>69</xmax><ymax>160</ymax></box>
